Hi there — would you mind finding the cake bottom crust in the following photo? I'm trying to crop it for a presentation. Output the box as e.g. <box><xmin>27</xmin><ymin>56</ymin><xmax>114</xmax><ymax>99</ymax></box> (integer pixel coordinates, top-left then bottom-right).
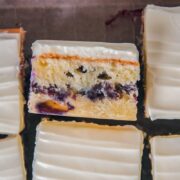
<box><xmin>28</xmin><ymin>93</ymin><xmax>137</xmax><ymax>120</ymax></box>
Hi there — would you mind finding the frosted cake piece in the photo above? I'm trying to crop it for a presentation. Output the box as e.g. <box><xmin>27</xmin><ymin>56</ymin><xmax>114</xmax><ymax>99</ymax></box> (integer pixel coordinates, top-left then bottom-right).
<box><xmin>0</xmin><ymin>136</ymin><xmax>26</xmax><ymax>179</ymax></box>
<box><xmin>33</xmin><ymin>119</ymin><xmax>143</xmax><ymax>180</ymax></box>
<box><xmin>150</xmin><ymin>135</ymin><xmax>180</xmax><ymax>180</ymax></box>
<box><xmin>144</xmin><ymin>5</ymin><xmax>180</xmax><ymax>120</ymax></box>
<box><xmin>28</xmin><ymin>41</ymin><xmax>140</xmax><ymax>120</ymax></box>
<box><xmin>0</xmin><ymin>28</ymin><xmax>25</xmax><ymax>134</ymax></box>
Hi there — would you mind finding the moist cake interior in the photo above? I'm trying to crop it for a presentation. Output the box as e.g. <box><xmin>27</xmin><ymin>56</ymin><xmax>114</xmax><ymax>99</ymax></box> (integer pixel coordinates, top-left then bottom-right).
<box><xmin>29</xmin><ymin>40</ymin><xmax>140</xmax><ymax>120</ymax></box>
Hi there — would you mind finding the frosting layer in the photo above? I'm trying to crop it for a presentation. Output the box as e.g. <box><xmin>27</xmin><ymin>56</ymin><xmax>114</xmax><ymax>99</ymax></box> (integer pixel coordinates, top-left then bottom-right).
<box><xmin>0</xmin><ymin>136</ymin><xmax>26</xmax><ymax>179</ymax></box>
<box><xmin>145</xmin><ymin>5</ymin><xmax>180</xmax><ymax>120</ymax></box>
<box><xmin>32</xmin><ymin>40</ymin><xmax>139</xmax><ymax>61</ymax></box>
<box><xmin>0</xmin><ymin>29</ymin><xmax>23</xmax><ymax>134</ymax></box>
<box><xmin>150</xmin><ymin>135</ymin><xmax>180</xmax><ymax>180</ymax></box>
<box><xmin>33</xmin><ymin>120</ymin><xmax>143</xmax><ymax>180</ymax></box>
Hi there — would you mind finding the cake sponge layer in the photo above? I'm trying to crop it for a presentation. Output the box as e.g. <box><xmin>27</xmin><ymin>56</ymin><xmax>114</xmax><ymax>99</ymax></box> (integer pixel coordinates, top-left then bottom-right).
<box><xmin>29</xmin><ymin>92</ymin><xmax>137</xmax><ymax>120</ymax></box>
<box><xmin>32</xmin><ymin>57</ymin><xmax>139</xmax><ymax>90</ymax></box>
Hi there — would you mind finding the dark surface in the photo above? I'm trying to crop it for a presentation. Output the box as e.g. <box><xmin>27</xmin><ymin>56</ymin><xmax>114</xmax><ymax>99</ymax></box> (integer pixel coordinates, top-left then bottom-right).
<box><xmin>1</xmin><ymin>1</ymin><xmax>180</xmax><ymax>180</ymax></box>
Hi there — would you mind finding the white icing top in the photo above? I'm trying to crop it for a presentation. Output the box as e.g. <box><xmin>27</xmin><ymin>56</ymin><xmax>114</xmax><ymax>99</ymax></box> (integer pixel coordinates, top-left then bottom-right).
<box><xmin>145</xmin><ymin>5</ymin><xmax>180</xmax><ymax>120</ymax></box>
<box><xmin>33</xmin><ymin>121</ymin><xmax>143</xmax><ymax>180</ymax></box>
<box><xmin>150</xmin><ymin>135</ymin><xmax>180</xmax><ymax>180</ymax></box>
<box><xmin>32</xmin><ymin>40</ymin><xmax>139</xmax><ymax>61</ymax></box>
<box><xmin>0</xmin><ymin>31</ymin><xmax>21</xmax><ymax>134</ymax></box>
<box><xmin>0</xmin><ymin>136</ymin><xmax>26</xmax><ymax>179</ymax></box>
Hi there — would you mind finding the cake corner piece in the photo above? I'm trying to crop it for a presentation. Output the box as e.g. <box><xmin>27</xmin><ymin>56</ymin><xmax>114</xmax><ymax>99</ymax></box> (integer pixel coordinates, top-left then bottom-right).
<box><xmin>0</xmin><ymin>27</ymin><xmax>25</xmax><ymax>134</ymax></box>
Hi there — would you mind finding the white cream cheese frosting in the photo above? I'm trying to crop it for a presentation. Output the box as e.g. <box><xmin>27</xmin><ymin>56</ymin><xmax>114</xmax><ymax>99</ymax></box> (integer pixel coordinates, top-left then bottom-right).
<box><xmin>150</xmin><ymin>135</ymin><xmax>180</xmax><ymax>180</ymax></box>
<box><xmin>0</xmin><ymin>136</ymin><xmax>26</xmax><ymax>179</ymax></box>
<box><xmin>0</xmin><ymin>31</ymin><xmax>22</xmax><ymax>134</ymax></box>
<box><xmin>33</xmin><ymin>120</ymin><xmax>143</xmax><ymax>180</ymax></box>
<box><xmin>145</xmin><ymin>5</ymin><xmax>180</xmax><ymax>120</ymax></box>
<box><xmin>0</xmin><ymin>40</ymin><xmax>19</xmax><ymax>67</ymax></box>
<box><xmin>32</xmin><ymin>40</ymin><xmax>139</xmax><ymax>61</ymax></box>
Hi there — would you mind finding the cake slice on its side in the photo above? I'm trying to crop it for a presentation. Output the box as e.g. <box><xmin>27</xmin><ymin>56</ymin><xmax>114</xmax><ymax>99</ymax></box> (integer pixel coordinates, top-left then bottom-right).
<box><xmin>144</xmin><ymin>5</ymin><xmax>180</xmax><ymax>120</ymax></box>
<box><xmin>33</xmin><ymin>119</ymin><xmax>144</xmax><ymax>180</ymax></box>
<box><xmin>0</xmin><ymin>28</ymin><xmax>25</xmax><ymax>134</ymax></box>
<box><xmin>28</xmin><ymin>41</ymin><xmax>140</xmax><ymax>120</ymax></box>
<box><xmin>150</xmin><ymin>135</ymin><xmax>180</xmax><ymax>180</ymax></box>
<box><xmin>0</xmin><ymin>136</ymin><xmax>26</xmax><ymax>179</ymax></box>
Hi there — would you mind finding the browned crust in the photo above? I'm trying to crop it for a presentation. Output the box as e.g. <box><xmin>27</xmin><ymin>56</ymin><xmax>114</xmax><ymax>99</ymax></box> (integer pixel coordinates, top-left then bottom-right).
<box><xmin>0</xmin><ymin>28</ymin><xmax>23</xmax><ymax>33</ymax></box>
<box><xmin>38</xmin><ymin>53</ymin><xmax>139</xmax><ymax>66</ymax></box>
<box><xmin>142</xmin><ymin>10</ymin><xmax>149</xmax><ymax>118</ymax></box>
<box><xmin>17</xmin><ymin>135</ymin><xmax>27</xmax><ymax>178</ymax></box>
<box><xmin>16</xmin><ymin>28</ymin><xmax>26</xmax><ymax>132</ymax></box>
<box><xmin>144</xmin><ymin>43</ymin><xmax>149</xmax><ymax>118</ymax></box>
<box><xmin>41</xmin><ymin>118</ymin><xmax>143</xmax><ymax>132</ymax></box>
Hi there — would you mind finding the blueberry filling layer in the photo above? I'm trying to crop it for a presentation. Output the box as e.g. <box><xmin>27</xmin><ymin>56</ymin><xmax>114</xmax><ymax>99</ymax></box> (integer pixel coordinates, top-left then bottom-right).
<box><xmin>80</xmin><ymin>83</ymin><xmax>137</xmax><ymax>101</ymax></box>
<box><xmin>80</xmin><ymin>83</ymin><xmax>120</xmax><ymax>100</ymax></box>
<box><xmin>31</xmin><ymin>82</ymin><xmax>137</xmax><ymax>102</ymax></box>
<box><xmin>31</xmin><ymin>83</ymin><xmax>69</xmax><ymax>101</ymax></box>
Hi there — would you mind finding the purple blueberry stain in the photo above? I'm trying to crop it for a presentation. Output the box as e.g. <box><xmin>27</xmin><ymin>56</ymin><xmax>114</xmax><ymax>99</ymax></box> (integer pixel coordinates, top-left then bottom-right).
<box><xmin>67</xmin><ymin>102</ymin><xmax>75</xmax><ymax>110</ymax></box>
<box><xmin>86</xmin><ymin>83</ymin><xmax>120</xmax><ymax>101</ymax></box>
<box><xmin>104</xmin><ymin>83</ymin><xmax>119</xmax><ymax>99</ymax></box>
<box><xmin>31</xmin><ymin>56</ymin><xmax>36</xmax><ymax>62</ymax></box>
<box><xmin>87</xmin><ymin>83</ymin><xmax>105</xmax><ymax>101</ymax></box>
<box><xmin>133</xmin><ymin>93</ymin><xmax>138</xmax><ymax>101</ymax></box>
<box><xmin>30</xmin><ymin>71</ymin><xmax>36</xmax><ymax>82</ymax></box>
<box><xmin>115</xmin><ymin>83</ymin><xmax>137</xmax><ymax>95</ymax></box>
<box><xmin>31</xmin><ymin>82</ymin><xmax>69</xmax><ymax>101</ymax></box>
<box><xmin>122</xmin><ymin>84</ymin><xmax>137</xmax><ymax>94</ymax></box>
<box><xmin>56</xmin><ymin>90</ymin><xmax>69</xmax><ymax>101</ymax></box>
<box><xmin>31</xmin><ymin>81</ymin><xmax>137</xmax><ymax>102</ymax></box>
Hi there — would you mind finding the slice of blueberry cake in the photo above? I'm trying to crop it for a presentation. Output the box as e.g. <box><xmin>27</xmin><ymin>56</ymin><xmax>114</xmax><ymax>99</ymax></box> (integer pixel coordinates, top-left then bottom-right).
<box><xmin>28</xmin><ymin>41</ymin><xmax>140</xmax><ymax>120</ymax></box>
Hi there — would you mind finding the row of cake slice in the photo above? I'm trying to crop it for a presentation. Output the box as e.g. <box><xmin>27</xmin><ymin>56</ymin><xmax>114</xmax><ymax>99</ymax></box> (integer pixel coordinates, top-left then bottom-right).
<box><xmin>2</xmin><ymin>4</ymin><xmax>180</xmax><ymax>136</ymax></box>
<box><xmin>1</xmin><ymin>119</ymin><xmax>180</xmax><ymax>180</ymax></box>
<box><xmin>2</xmin><ymin>5</ymin><xmax>180</xmax><ymax>137</ymax></box>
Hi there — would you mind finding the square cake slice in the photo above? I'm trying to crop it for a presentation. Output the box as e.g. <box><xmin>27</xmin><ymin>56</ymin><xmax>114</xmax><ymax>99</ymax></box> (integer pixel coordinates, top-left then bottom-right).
<box><xmin>28</xmin><ymin>41</ymin><xmax>140</xmax><ymax>120</ymax></box>
<box><xmin>144</xmin><ymin>5</ymin><xmax>180</xmax><ymax>120</ymax></box>
<box><xmin>0</xmin><ymin>136</ymin><xmax>26</xmax><ymax>179</ymax></box>
<box><xmin>33</xmin><ymin>119</ymin><xmax>143</xmax><ymax>180</ymax></box>
<box><xmin>150</xmin><ymin>135</ymin><xmax>180</xmax><ymax>180</ymax></box>
<box><xmin>0</xmin><ymin>28</ymin><xmax>25</xmax><ymax>134</ymax></box>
